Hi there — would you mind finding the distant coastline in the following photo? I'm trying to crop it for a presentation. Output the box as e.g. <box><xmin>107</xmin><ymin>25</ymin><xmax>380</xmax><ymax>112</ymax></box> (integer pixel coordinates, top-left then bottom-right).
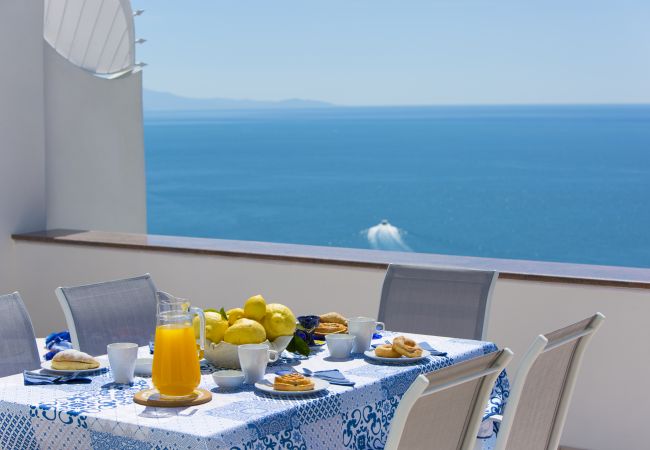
<box><xmin>143</xmin><ymin>89</ymin><xmax>650</xmax><ymax>112</ymax></box>
<box><xmin>143</xmin><ymin>89</ymin><xmax>333</xmax><ymax>111</ymax></box>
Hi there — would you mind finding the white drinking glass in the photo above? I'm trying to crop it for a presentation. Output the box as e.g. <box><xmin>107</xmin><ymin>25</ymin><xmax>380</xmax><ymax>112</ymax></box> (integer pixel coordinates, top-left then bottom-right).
<box><xmin>348</xmin><ymin>317</ymin><xmax>385</xmax><ymax>353</ymax></box>
<box><xmin>107</xmin><ymin>343</ymin><xmax>138</xmax><ymax>384</ymax></box>
<box><xmin>238</xmin><ymin>344</ymin><xmax>279</xmax><ymax>384</ymax></box>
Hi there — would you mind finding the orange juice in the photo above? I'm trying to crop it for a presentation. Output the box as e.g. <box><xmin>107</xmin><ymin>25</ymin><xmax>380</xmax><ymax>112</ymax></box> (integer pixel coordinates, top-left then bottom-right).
<box><xmin>152</xmin><ymin>324</ymin><xmax>201</xmax><ymax>397</ymax></box>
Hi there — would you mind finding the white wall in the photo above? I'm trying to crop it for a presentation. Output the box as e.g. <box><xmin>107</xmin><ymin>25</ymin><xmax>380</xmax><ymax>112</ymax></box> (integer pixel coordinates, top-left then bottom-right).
<box><xmin>488</xmin><ymin>280</ymin><xmax>649</xmax><ymax>450</ymax></box>
<box><xmin>13</xmin><ymin>242</ymin><xmax>384</xmax><ymax>333</ymax></box>
<box><xmin>0</xmin><ymin>0</ymin><xmax>146</xmax><ymax>299</ymax></box>
<box><xmin>12</xmin><ymin>240</ymin><xmax>650</xmax><ymax>450</ymax></box>
<box><xmin>0</xmin><ymin>0</ymin><xmax>46</xmax><ymax>294</ymax></box>
<box><xmin>44</xmin><ymin>46</ymin><xmax>146</xmax><ymax>233</ymax></box>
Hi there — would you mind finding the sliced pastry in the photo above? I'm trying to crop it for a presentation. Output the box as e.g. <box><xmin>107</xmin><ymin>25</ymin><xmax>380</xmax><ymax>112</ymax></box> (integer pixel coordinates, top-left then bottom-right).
<box><xmin>313</xmin><ymin>322</ymin><xmax>347</xmax><ymax>335</ymax></box>
<box><xmin>273</xmin><ymin>373</ymin><xmax>315</xmax><ymax>391</ymax></box>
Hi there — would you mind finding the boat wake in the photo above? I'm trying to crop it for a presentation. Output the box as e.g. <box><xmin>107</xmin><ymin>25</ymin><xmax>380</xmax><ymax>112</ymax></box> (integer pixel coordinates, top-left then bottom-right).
<box><xmin>364</xmin><ymin>220</ymin><xmax>412</xmax><ymax>252</ymax></box>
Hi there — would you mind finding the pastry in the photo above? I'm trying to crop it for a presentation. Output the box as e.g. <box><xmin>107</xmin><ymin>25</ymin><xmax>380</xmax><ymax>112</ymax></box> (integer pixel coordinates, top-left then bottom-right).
<box><xmin>392</xmin><ymin>336</ymin><xmax>423</xmax><ymax>358</ymax></box>
<box><xmin>273</xmin><ymin>373</ymin><xmax>315</xmax><ymax>391</ymax></box>
<box><xmin>319</xmin><ymin>312</ymin><xmax>348</xmax><ymax>326</ymax></box>
<box><xmin>51</xmin><ymin>349</ymin><xmax>100</xmax><ymax>370</ymax></box>
<box><xmin>313</xmin><ymin>322</ymin><xmax>347</xmax><ymax>335</ymax></box>
<box><xmin>374</xmin><ymin>344</ymin><xmax>402</xmax><ymax>358</ymax></box>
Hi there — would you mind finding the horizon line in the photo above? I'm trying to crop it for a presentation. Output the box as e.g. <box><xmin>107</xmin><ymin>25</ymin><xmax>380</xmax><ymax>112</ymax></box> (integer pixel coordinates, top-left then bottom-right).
<box><xmin>143</xmin><ymin>88</ymin><xmax>650</xmax><ymax>109</ymax></box>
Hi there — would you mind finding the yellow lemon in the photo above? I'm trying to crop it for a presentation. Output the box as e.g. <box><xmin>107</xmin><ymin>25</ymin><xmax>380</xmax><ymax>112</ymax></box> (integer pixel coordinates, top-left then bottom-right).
<box><xmin>226</xmin><ymin>307</ymin><xmax>245</xmax><ymax>326</ymax></box>
<box><xmin>193</xmin><ymin>311</ymin><xmax>229</xmax><ymax>344</ymax></box>
<box><xmin>244</xmin><ymin>295</ymin><xmax>267</xmax><ymax>321</ymax></box>
<box><xmin>224</xmin><ymin>318</ymin><xmax>266</xmax><ymax>345</ymax></box>
<box><xmin>262</xmin><ymin>303</ymin><xmax>296</xmax><ymax>341</ymax></box>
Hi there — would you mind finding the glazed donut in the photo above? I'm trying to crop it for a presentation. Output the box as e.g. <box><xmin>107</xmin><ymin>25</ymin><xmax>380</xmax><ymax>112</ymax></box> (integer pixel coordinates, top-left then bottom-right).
<box><xmin>392</xmin><ymin>336</ymin><xmax>423</xmax><ymax>358</ymax></box>
<box><xmin>374</xmin><ymin>344</ymin><xmax>402</xmax><ymax>358</ymax></box>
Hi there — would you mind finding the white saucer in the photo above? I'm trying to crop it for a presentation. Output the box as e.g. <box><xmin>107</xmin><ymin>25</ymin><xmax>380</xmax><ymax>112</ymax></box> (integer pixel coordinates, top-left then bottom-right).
<box><xmin>41</xmin><ymin>359</ymin><xmax>108</xmax><ymax>374</ymax></box>
<box><xmin>135</xmin><ymin>358</ymin><xmax>153</xmax><ymax>376</ymax></box>
<box><xmin>255</xmin><ymin>374</ymin><xmax>329</xmax><ymax>396</ymax></box>
<box><xmin>363</xmin><ymin>349</ymin><xmax>431</xmax><ymax>364</ymax></box>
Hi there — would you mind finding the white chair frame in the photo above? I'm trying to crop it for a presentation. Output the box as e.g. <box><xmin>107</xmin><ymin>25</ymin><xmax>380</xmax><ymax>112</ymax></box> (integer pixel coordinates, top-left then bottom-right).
<box><xmin>55</xmin><ymin>285</ymin><xmax>81</xmax><ymax>350</ymax></box>
<box><xmin>385</xmin><ymin>348</ymin><xmax>513</xmax><ymax>450</ymax></box>
<box><xmin>492</xmin><ymin>313</ymin><xmax>605</xmax><ymax>450</ymax></box>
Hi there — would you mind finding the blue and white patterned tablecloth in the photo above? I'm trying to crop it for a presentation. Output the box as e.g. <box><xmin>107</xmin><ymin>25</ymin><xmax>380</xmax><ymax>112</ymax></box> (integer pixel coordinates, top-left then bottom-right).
<box><xmin>0</xmin><ymin>332</ymin><xmax>508</xmax><ymax>449</ymax></box>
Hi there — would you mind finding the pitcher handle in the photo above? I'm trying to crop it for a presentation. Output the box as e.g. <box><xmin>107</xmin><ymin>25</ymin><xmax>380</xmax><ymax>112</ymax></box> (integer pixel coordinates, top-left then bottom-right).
<box><xmin>190</xmin><ymin>307</ymin><xmax>205</xmax><ymax>354</ymax></box>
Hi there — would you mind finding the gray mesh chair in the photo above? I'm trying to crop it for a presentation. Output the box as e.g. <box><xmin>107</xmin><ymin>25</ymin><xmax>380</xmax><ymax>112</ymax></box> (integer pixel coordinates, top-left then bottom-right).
<box><xmin>0</xmin><ymin>292</ymin><xmax>41</xmax><ymax>377</ymax></box>
<box><xmin>492</xmin><ymin>313</ymin><xmax>605</xmax><ymax>450</ymax></box>
<box><xmin>378</xmin><ymin>264</ymin><xmax>498</xmax><ymax>340</ymax></box>
<box><xmin>385</xmin><ymin>348</ymin><xmax>513</xmax><ymax>450</ymax></box>
<box><xmin>55</xmin><ymin>274</ymin><xmax>158</xmax><ymax>356</ymax></box>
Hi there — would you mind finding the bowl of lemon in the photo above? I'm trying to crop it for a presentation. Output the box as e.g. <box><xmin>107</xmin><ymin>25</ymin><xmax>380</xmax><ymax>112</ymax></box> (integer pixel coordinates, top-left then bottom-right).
<box><xmin>198</xmin><ymin>295</ymin><xmax>297</xmax><ymax>369</ymax></box>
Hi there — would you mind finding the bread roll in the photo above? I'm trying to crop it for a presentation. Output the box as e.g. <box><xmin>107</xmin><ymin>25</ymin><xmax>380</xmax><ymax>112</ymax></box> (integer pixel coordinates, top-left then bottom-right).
<box><xmin>319</xmin><ymin>312</ymin><xmax>347</xmax><ymax>325</ymax></box>
<box><xmin>51</xmin><ymin>349</ymin><xmax>100</xmax><ymax>370</ymax></box>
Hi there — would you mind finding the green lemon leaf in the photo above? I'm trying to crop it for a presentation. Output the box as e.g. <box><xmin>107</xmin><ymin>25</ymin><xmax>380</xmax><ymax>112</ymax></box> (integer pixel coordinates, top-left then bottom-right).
<box><xmin>219</xmin><ymin>307</ymin><xmax>228</xmax><ymax>321</ymax></box>
<box><xmin>287</xmin><ymin>335</ymin><xmax>310</xmax><ymax>357</ymax></box>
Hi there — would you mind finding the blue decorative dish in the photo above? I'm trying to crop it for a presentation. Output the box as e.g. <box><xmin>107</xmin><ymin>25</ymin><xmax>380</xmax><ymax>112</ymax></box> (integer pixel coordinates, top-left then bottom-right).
<box><xmin>297</xmin><ymin>315</ymin><xmax>320</xmax><ymax>330</ymax></box>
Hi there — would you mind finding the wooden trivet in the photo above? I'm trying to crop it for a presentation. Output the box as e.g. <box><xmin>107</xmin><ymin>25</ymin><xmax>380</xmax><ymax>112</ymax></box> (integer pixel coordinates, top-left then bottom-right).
<box><xmin>133</xmin><ymin>388</ymin><xmax>212</xmax><ymax>407</ymax></box>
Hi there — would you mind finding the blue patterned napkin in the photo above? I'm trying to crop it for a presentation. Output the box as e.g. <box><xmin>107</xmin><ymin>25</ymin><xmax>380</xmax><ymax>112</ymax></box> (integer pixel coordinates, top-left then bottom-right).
<box><xmin>417</xmin><ymin>342</ymin><xmax>447</xmax><ymax>357</ymax></box>
<box><xmin>44</xmin><ymin>330</ymin><xmax>73</xmax><ymax>361</ymax></box>
<box><xmin>309</xmin><ymin>369</ymin><xmax>355</xmax><ymax>386</ymax></box>
<box><xmin>24</xmin><ymin>370</ymin><xmax>92</xmax><ymax>385</ymax></box>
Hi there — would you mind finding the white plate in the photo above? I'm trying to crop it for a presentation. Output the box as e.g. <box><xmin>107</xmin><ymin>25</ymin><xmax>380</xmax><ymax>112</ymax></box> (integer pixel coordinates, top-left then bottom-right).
<box><xmin>364</xmin><ymin>349</ymin><xmax>431</xmax><ymax>363</ymax></box>
<box><xmin>255</xmin><ymin>374</ymin><xmax>329</xmax><ymax>396</ymax></box>
<box><xmin>41</xmin><ymin>359</ymin><xmax>108</xmax><ymax>375</ymax></box>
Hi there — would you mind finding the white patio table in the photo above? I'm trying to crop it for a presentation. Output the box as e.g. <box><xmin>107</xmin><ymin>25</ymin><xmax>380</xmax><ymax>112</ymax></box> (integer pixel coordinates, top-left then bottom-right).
<box><xmin>0</xmin><ymin>331</ymin><xmax>508</xmax><ymax>449</ymax></box>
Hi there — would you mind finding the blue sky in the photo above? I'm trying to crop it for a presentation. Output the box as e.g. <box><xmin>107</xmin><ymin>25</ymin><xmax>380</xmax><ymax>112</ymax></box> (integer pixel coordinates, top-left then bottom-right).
<box><xmin>133</xmin><ymin>0</ymin><xmax>650</xmax><ymax>105</ymax></box>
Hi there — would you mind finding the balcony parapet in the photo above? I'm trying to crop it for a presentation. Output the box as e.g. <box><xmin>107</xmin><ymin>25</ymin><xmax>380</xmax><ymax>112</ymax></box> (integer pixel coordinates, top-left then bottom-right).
<box><xmin>13</xmin><ymin>229</ymin><xmax>650</xmax><ymax>290</ymax></box>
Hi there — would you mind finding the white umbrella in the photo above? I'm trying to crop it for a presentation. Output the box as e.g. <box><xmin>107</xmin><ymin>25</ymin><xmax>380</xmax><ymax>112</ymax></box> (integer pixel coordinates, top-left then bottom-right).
<box><xmin>43</xmin><ymin>0</ymin><xmax>139</xmax><ymax>75</ymax></box>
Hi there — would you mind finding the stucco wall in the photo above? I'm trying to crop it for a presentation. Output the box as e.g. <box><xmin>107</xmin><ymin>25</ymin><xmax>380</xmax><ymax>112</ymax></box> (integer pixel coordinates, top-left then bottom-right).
<box><xmin>44</xmin><ymin>46</ymin><xmax>146</xmax><ymax>233</ymax></box>
<box><xmin>1</xmin><ymin>0</ymin><xmax>146</xmax><ymax>298</ymax></box>
<box><xmin>488</xmin><ymin>280</ymin><xmax>649</xmax><ymax>450</ymax></box>
<box><xmin>12</xmin><ymin>240</ymin><xmax>650</xmax><ymax>450</ymax></box>
<box><xmin>0</xmin><ymin>0</ymin><xmax>46</xmax><ymax>295</ymax></box>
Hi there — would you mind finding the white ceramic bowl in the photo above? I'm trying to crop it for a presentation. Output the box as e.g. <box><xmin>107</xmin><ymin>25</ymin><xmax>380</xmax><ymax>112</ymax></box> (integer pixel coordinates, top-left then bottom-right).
<box><xmin>326</xmin><ymin>334</ymin><xmax>356</xmax><ymax>359</ymax></box>
<box><xmin>134</xmin><ymin>357</ymin><xmax>153</xmax><ymax>377</ymax></box>
<box><xmin>212</xmin><ymin>370</ymin><xmax>245</xmax><ymax>388</ymax></box>
<box><xmin>204</xmin><ymin>335</ymin><xmax>293</xmax><ymax>369</ymax></box>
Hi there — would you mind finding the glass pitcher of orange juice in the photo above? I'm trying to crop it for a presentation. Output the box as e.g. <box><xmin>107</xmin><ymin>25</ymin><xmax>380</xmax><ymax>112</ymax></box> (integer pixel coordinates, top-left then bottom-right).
<box><xmin>152</xmin><ymin>292</ymin><xmax>205</xmax><ymax>399</ymax></box>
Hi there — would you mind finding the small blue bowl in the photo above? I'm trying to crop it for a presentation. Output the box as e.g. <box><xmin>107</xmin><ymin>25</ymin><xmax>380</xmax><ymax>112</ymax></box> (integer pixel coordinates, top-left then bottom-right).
<box><xmin>297</xmin><ymin>315</ymin><xmax>320</xmax><ymax>330</ymax></box>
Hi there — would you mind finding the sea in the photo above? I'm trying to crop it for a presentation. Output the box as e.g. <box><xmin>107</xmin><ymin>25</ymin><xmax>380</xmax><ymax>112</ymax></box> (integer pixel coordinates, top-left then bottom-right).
<box><xmin>144</xmin><ymin>105</ymin><xmax>650</xmax><ymax>269</ymax></box>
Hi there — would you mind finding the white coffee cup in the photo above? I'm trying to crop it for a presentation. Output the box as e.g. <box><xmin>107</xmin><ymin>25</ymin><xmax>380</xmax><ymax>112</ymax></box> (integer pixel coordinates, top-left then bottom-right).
<box><xmin>238</xmin><ymin>344</ymin><xmax>279</xmax><ymax>384</ymax></box>
<box><xmin>107</xmin><ymin>343</ymin><xmax>138</xmax><ymax>384</ymax></box>
<box><xmin>325</xmin><ymin>334</ymin><xmax>356</xmax><ymax>359</ymax></box>
<box><xmin>348</xmin><ymin>317</ymin><xmax>385</xmax><ymax>353</ymax></box>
